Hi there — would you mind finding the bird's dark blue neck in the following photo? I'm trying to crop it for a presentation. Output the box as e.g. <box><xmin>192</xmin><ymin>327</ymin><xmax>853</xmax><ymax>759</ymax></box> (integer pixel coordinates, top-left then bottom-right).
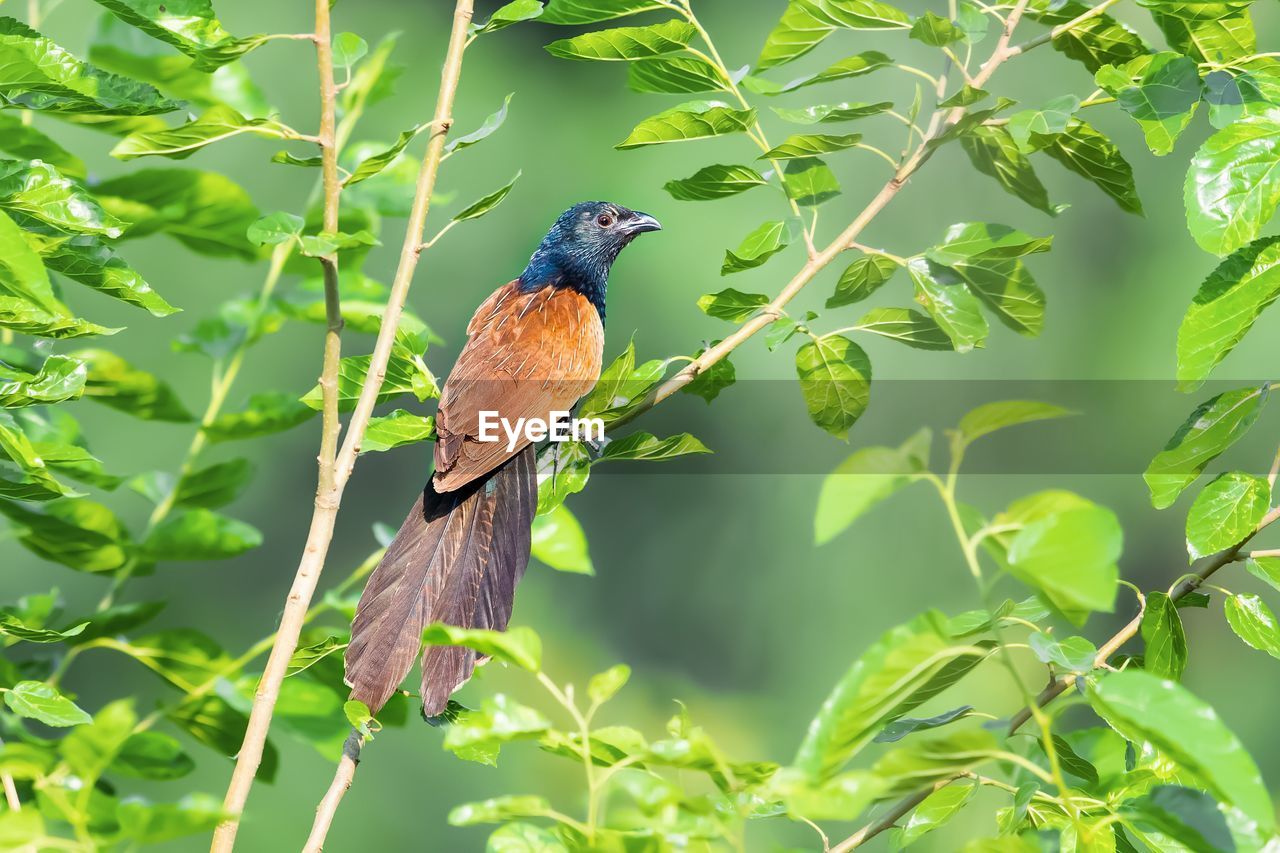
<box><xmin>517</xmin><ymin>247</ymin><xmax>608</xmax><ymax>321</ymax></box>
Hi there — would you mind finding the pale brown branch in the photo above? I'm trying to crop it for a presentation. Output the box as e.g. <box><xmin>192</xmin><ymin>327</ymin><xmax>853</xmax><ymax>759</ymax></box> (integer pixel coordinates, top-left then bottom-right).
<box><xmin>303</xmin><ymin>730</ymin><xmax>362</xmax><ymax>852</ymax></box>
<box><xmin>0</xmin><ymin>737</ymin><xmax>18</xmax><ymax>811</ymax></box>
<box><xmin>210</xmin><ymin>1</ymin><xmax>473</xmax><ymax>848</ymax></box>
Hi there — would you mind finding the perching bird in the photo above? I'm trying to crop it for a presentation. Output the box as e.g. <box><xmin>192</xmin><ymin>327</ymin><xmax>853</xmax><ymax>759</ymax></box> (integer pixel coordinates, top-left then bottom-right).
<box><xmin>345</xmin><ymin>201</ymin><xmax>661</xmax><ymax>716</ymax></box>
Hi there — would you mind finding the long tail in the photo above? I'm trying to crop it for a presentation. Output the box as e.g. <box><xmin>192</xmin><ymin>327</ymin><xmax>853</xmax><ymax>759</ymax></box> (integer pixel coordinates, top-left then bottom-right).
<box><xmin>344</xmin><ymin>445</ymin><xmax>537</xmax><ymax>716</ymax></box>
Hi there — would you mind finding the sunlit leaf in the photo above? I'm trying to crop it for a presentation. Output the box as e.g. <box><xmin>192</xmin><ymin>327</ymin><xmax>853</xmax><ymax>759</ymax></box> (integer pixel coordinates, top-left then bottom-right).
<box><xmin>746</xmin><ymin>51</ymin><xmax>891</xmax><ymax>95</ymax></box>
<box><xmin>453</xmin><ymin>171</ymin><xmax>520</xmax><ymax>222</ymax></box>
<box><xmin>853</xmin><ymin>307</ymin><xmax>953</xmax><ymax>350</ymax></box>
<box><xmin>540</xmin><ymin>0</ymin><xmax>665</xmax><ymax>26</ymax></box>
<box><xmin>664</xmin><ymin>164</ymin><xmax>766</xmax><ymax>201</ymax></box>
<box><xmin>1095</xmin><ymin>53</ymin><xmax>1201</xmax><ymax>156</ymax></box>
<box><xmin>111</xmin><ymin>105</ymin><xmax>294</xmax><ymax>160</ymax></box>
<box><xmin>545</xmin><ymin>20</ymin><xmax>695</xmax><ymax>61</ymax></box>
<box><xmin>960</xmin><ymin>125</ymin><xmax>1056</xmax><ymax>214</ymax></box>
<box><xmin>827</xmin><ymin>254</ymin><xmax>899</xmax><ymax>307</ymax></box>
<box><xmin>617</xmin><ymin>101</ymin><xmax>755</xmax><ymax>149</ymax></box>
<box><xmin>530</xmin><ymin>504</ymin><xmax>593</xmax><ymax>575</ymax></box>
<box><xmin>721</xmin><ymin>219</ymin><xmax>798</xmax><ymax>274</ymax></box>
<box><xmin>1185</xmin><ymin>114</ymin><xmax>1280</xmax><ymax>256</ymax></box>
<box><xmin>4</xmin><ymin>680</ymin><xmax>91</xmax><ymax>726</ymax></box>
<box><xmin>1140</xmin><ymin>591</ymin><xmax>1187</xmax><ymax>680</ymax></box>
<box><xmin>697</xmin><ymin>288</ymin><xmax>769</xmax><ymax>322</ymax></box>
<box><xmin>1225</xmin><ymin>593</ymin><xmax>1280</xmax><ymax>660</ymax></box>
<box><xmin>361</xmin><ymin>409</ymin><xmax>435</xmax><ymax>453</ymax></box>
<box><xmin>143</xmin><ymin>509</ymin><xmax>262</xmax><ymax>560</ymax></box>
<box><xmin>1030</xmin><ymin>118</ymin><xmax>1143</xmax><ymax>214</ymax></box>
<box><xmin>1145</xmin><ymin>385</ymin><xmax>1269</xmax><ymax>506</ymax></box>
<box><xmin>597</xmin><ymin>431</ymin><xmax>710</xmax><ymax>462</ymax></box>
<box><xmin>770</xmin><ymin>100</ymin><xmax>892</xmax><ymax>124</ymax></box>
<box><xmin>814</xmin><ymin>428</ymin><xmax>929</xmax><ymax>544</ymax></box>
<box><xmin>422</xmin><ymin>624</ymin><xmax>542</xmax><ymax>672</ymax></box>
<box><xmin>757</xmin><ymin>0</ymin><xmax>835</xmax><ymax>71</ymax></box>
<box><xmin>89</xmin><ymin>0</ymin><xmax>266</xmax><ymax>70</ymax></box>
<box><xmin>906</xmin><ymin>259</ymin><xmax>988</xmax><ymax>353</ymax></box>
<box><xmin>1007</xmin><ymin>502</ymin><xmax>1122</xmax><ymax>623</ymax></box>
<box><xmin>1185</xmin><ymin>471</ymin><xmax>1269</xmax><ymax>560</ymax></box>
<box><xmin>953</xmin><ymin>400</ymin><xmax>1073</xmax><ymax>451</ymax></box>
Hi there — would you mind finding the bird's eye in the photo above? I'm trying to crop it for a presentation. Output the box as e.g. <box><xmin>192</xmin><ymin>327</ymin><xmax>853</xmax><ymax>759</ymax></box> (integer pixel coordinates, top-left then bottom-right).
<box><xmin>596</xmin><ymin>213</ymin><xmax>613</xmax><ymax>228</ymax></box>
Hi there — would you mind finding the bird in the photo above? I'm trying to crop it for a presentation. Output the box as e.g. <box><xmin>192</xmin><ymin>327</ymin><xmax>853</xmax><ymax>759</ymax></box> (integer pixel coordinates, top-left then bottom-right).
<box><xmin>344</xmin><ymin>201</ymin><xmax>661</xmax><ymax>717</ymax></box>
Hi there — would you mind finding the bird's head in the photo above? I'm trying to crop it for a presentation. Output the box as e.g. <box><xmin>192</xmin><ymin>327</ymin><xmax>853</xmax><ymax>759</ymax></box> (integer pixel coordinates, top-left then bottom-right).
<box><xmin>518</xmin><ymin>201</ymin><xmax>661</xmax><ymax>319</ymax></box>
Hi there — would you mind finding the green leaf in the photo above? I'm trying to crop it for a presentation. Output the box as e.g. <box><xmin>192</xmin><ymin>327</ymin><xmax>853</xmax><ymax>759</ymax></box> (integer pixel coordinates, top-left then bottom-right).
<box><xmin>0</xmin><ymin>17</ymin><xmax>181</xmax><ymax>115</ymax></box>
<box><xmin>597</xmin><ymin>431</ymin><xmax>710</xmax><ymax>462</ymax></box>
<box><xmin>910</xmin><ymin>11</ymin><xmax>964</xmax><ymax>46</ymax></box>
<box><xmin>1042</xmin><ymin>735</ymin><xmax>1100</xmax><ymax>786</ymax></box>
<box><xmin>445</xmin><ymin>93</ymin><xmax>514</xmax><ymax>155</ymax></box>
<box><xmin>3</xmin><ymin>680</ymin><xmax>91</xmax><ymax>726</ymax></box>
<box><xmin>1141</xmin><ymin>592</ymin><xmax>1187</xmax><ymax>680</ymax></box>
<box><xmin>814</xmin><ymin>428</ymin><xmax>929</xmax><ymax>544</ymax></box>
<box><xmin>960</xmin><ymin>125</ymin><xmax>1056</xmax><ymax>215</ymax></box>
<box><xmin>31</xmin><ymin>229</ymin><xmax>179</xmax><ymax>317</ymax></box>
<box><xmin>1185</xmin><ymin>114</ymin><xmax>1280</xmax><ymax>256</ymax></box>
<box><xmin>770</xmin><ymin>100</ymin><xmax>893</xmax><ymax>124</ymax></box>
<box><xmin>898</xmin><ymin>779</ymin><xmax>977</xmax><ymax>847</ymax></box>
<box><xmin>454</xmin><ymin>171</ymin><xmax>520</xmax><ymax>222</ymax></box>
<box><xmin>143</xmin><ymin>509</ymin><xmax>262</xmax><ymax>560</ymax></box>
<box><xmin>1145</xmin><ymin>385</ymin><xmax>1269</xmax><ymax>507</ymax></box>
<box><xmin>297</xmin><ymin>228</ymin><xmax>379</xmax><ymax>258</ymax></box>
<box><xmin>907</xmin><ymin>259</ymin><xmax>988</xmax><ymax>353</ymax></box>
<box><xmin>954</xmin><ymin>400</ymin><xmax>1073</xmax><ymax>451</ymax></box>
<box><xmin>1225</xmin><ymin>593</ymin><xmax>1280</xmax><ymax>660</ymax></box>
<box><xmin>757</xmin><ymin>1</ymin><xmax>835</xmax><ymax>71</ymax></box>
<box><xmin>94</xmin><ymin>169</ymin><xmax>259</xmax><ymax>260</ymax></box>
<box><xmin>530</xmin><ymin>504</ymin><xmax>593</xmax><ymax>575</ymax></box>
<box><xmin>535</xmin><ymin>442</ymin><xmax>591</xmax><ymax>516</ymax></box>
<box><xmin>783</xmin><ymin>157</ymin><xmax>841</xmax><ymax>206</ymax></box>
<box><xmin>112</xmin><ymin>731</ymin><xmax>195</xmax><ymax>780</ymax></box>
<box><xmin>1122</xmin><ymin>785</ymin><xmax>1236</xmax><ymax>853</ymax></box>
<box><xmin>247</xmin><ymin>211</ymin><xmax>304</xmax><ymax>247</ymax></box>
<box><xmin>827</xmin><ymin>254</ymin><xmax>899</xmax><ymax>307</ymax></box>
<box><xmin>361</xmin><ymin>410</ymin><xmax>435</xmax><ymax>453</ymax></box>
<box><xmin>111</xmin><ymin>105</ymin><xmax>292</xmax><ymax>160</ymax></box>
<box><xmin>449</xmin><ymin>795</ymin><xmax>553</xmax><ymax>826</ymax></box>
<box><xmin>664</xmin><ymin>164</ymin><xmax>767</xmax><ymax>201</ymax></box>
<box><xmin>1247</xmin><ymin>556</ymin><xmax>1280</xmax><ymax>592</ymax></box>
<box><xmin>0</xmin><ymin>113</ymin><xmax>85</xmax><ymax>178</ymax></box>
<box><xmin>1030</xmin><ymin>118</ymin><xmax>1143</xmax><ymax>214</ymax></box>
<box><xmin>874</xmin><ymin>705</ymin><xmax>972</xmax><ymax>743</ymax></box>
<box><xmin>798</xmin><ymin>0</ymin><xmax>912</xmax><ymax>31</ymax></box>
<box><xmin>1088</xmin><ymin>670</ymin><xmax>1273</xmax><ymax>832</ymax></box>
<box><xmin>1028</xmin><ymin>632</ymin><xmax>1098</xmax><ymax>672</ymax></box>
<box><xmin>627</xmin><ymin>56</ymin><xmax>725</xmax><ymax>94</ymax></box>
<box><xmin>443</xmin><ymin>694</ymin><xmax>550</xmax><ymax>765</ymax></box>
<box><xmin>697</xmin><ymin>288</ymin><xmax>769</xmax><ymax>322</ymax></box>
<box><xmin>681</xmin><ymin>345</ymin><xmax>735</xmax><ymax>404</ymax></box>
<box><xmin>343</xmin><ymin>123</ymin><xmax>430</xmax><ymax>188</ymax></box>
<box><xmin>796</xmin><ymin>334</ymin><xmax>871</xmax><ymax>439</ymax></box>
<box><xmin>331</xmin><ymin>32</ymin><xmax>367</xmax><ymax>68</ymax></box>
<box><xmin>617</xmin><ymin>101</ymin><xmax>756</xmax><ymax>149</ymax></box>
<box><xmin>588</xmin><ymin>664</ymin><xmax>630</xmax><ymax>705</ymax></box>
<box><xmin>89</xmin><ymin>0</ymin><xmax>265</xmax><ymax>70</ymax></box>
<box><xmin>473</xmin><ymin>0</ymin><xmax>544</xmax><ymax>35</ymax></box>
<box><xmin>545</xmin><ymin>20</ymin><xmax>695</xmax><ymax>61</ymax></box>
<box><xmin>939</xmin><ymin>85</ymin><xmax>989</xmax><ymax>107</ymax></box>
<box><xmin>794</xmin><ymin>611</ymin><xmax>991</xmax><ymax>780</ymax></box>
<box><xmin>73</xmin><ymin>348</ymin><xmax>192</xmax><ymax>422</ymax></box>
<box><xmin>1201</xmin><ymin>60</ymin><xmax>1280</xmax><ymax>128</ymax></box>
<box><xmin>422</xmin><ymin>624</ymin><xmax>541</xmax><ymax>672</ymax></box>
<box><xmin>204</xmin><ymin>391</ymin><xmax>315</xmax><ymax>442</ymax></box>
<box><xmin>927</xmin><ymin>222</ymin><xmax>1053</xmax><ymax>265</ymax></box>
<box><xmin>173</xmin><ymin>458</ymin><xmax>254</xmax><ymax>509</ymax></box>
<box><xmin>167</xmin><ymin>694</ymin><xmax>278</xmax><ymax>782</ymax></box>
<box><xmin>0</xmin><ymin>159</ymin><xmax>126</xmax><ymax>237</ymax></box>
<box><xmin>1006</xmin><ymin>95</ymin><xmax>1080</xmax><ymax>149</ymax></box>
<box><xmin>1178</xmin><ymin>240</ymin><xmax>1280</xmax><ymax>389</ymax></box>
<box><xmin>1096</xmin><ymin>53</ymin><xmax>1201</xmax><ymax>156</ymax></box>
<box><xmin>540</xmin><ymin>0</ymin><xmax>664</xmax><ymax>26</ymax></box>
<box><xmin>1032</xmin><ymin>1</ymin><xmax>1149</xmax><ymax>74</ymax></box>
<box><xmin>302</xmin><ymin>335</ymin><xmax>436</xmax><ymax>412</ymax></box>
<box><xmin>1007</xmin><ymin>503</ymin><xmax>1122</xmax><ymax>622</ymax></box>
<box><xmin>853</xmin><ymin>307</ymin><xmax>953</xmax><ymax>350</ymax></box>
<box><xmin>0</xmin><ymin>614</ymin><xmax>85</xmax><ymax>643</ymax></box>
<box><xmin>486</xmin><ymin>823</ymin><xmax>568</xmax><ymax>852</ymax></box>
<box><xmin>747</xmin><ymin>51</ymin><xmax>891</xmax><ymax>95</ymax></box>
<box><xmin>721</xmin><ymin>219</ymin><xmax>798</xmax><ymax>274</ymax></box>
<box><xmin>760</xmin><ymin>132</ymin><xmax>863</xmax><ymax>159</ymax></box>
<box><xmin>1186</xmin><ymin>471</ymin><xmax>1269</xmax><ymax>560</ymax></box>
<box><xmin>930</xmin><ymin>255</ymin><xmax>1045</xmax><ymax>337</ymax></box>
<box><xmin>1154</xmin><ymin>7</ymin><xmax>1254</xmax><ymax>66</ymax></box>
<box><xmin>0</xmin><ymin>353</ymin><xmax>85</xmax><ymax>407</ymax></box>
<box><xmin>0</xmin><ymin>497</ymin><xmax>131</xmax><ymax>572</ymax></box>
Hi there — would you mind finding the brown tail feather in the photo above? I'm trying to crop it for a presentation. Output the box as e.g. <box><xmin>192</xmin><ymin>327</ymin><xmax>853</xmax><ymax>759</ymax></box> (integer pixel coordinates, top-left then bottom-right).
<box><xmin>344</xmin><ymin>445</ymin><xmax>538</xmax><ymax>716</ymax></box>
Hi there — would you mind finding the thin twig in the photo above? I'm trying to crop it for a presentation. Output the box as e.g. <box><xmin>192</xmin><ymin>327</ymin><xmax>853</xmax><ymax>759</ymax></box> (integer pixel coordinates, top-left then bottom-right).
<box><xmin>302</xmin><ymin>730</ymin><xmax>362</xmax><ymax>852</ymax></box>
<box><xmin>0</xmin><ymin>737</ymin><xmax>18</xmax><ymax>811</ymax></box>
<box><xmin>209</xmin><ymin>1</ymin><xmax>478</xmax><ymax>848</ymax></box>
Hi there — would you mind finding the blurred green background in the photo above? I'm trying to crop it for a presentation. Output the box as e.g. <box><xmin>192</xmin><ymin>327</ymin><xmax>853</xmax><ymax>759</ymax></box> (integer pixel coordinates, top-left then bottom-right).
<box><xmin>4</xmin><ymin>0</ymin><xmax>1280</xmax><ymax>849</ymax></box>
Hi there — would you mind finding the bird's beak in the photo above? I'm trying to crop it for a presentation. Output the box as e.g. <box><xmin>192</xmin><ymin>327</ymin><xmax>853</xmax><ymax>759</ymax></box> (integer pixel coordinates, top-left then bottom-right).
<box><xmin>623</xmin><ymin>211</ymin><xmax>662</xmax><ymax>235</ymax></box>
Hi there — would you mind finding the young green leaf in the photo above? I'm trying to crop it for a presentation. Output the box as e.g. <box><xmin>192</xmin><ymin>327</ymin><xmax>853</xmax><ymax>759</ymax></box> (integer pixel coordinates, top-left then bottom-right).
<box><xmin>1140</xmin><ymin>591</ymin><xmax>1187</xmax><ymax>680</ymax></box>
<box><xmin>286</xmin><ymin>635</ymin><xmax>347</xmax><ymax>677</ymax></box>
<box><xmin>203</xmin><ymin>391</ymin><xmax>316</xmax><ymax>442</ymax></box>
<box><xmin>4</xmin><ymin>680</ymin><xmax>91</xmax><ymax>726</ymax></box>
<box><xmin>770</xmin><ymin>101</ymin><xmax>893</xmax><ymax>124</ymax></box>
<box><xmin>873</xmin><ymin>705</ymin><xmax>971</xmax><ymax>743</ymax></box>
<box><xmin>906</xmin><ymin>259</ymin><xmax>988</xmax><ymax>353</ymax></box>
<box><xmin>927</xmin><ymin>223</ymin><xmax>1053</xmax><ymax>265</ymax></box>
<box><xmin>472</xmin><ymin>0</ymin><xmax>544</xmax><ymax>35</ymax></box>
<box><xmin>443</xmin><ymin>695</ymin><xmax>550</xmax><ymax>765</ymax></box>
<box><xmin>721</xmin><ymin>219</ymin><xmax>798</xmax><ymax>274</ymax></box>
<box><xmin>664</xmin><ymin>164</ymin><xmax>767</xmax><ymax>201</ymax></box>
<box><xmin>1095</xmin><ymin>53</ymin><xmax>1202</xmax><ymax>156</ymax></box>
<box><xmin>896</xmin><ymin>779</ymin><xmax>976</xmax><ymax>847</ymax></box>
<box><xmin>588</xmin><ymin>664</ymin><xmax>630</xmax><ymax>705</ymax></box>
<box><xmin>331</xmin><ymin>32</ymin><xmax>367</xmax><ymax>68</ymax></box>
<box><xmin>746</xmin><ymin>51</ymin><xmax>891</xmax><ymax>95</ymax></box>
<box><xmin>1185</xmin><ymin>471</ymin><xmax>1269</xmax><ymax>560</ymax></box>
<box><xmin>795</xmin><ymin>334</ymin><xmax>871</xmax><ymax>439</ymax></box>
<box><xmin>1007</xmin><ymin>503</ymin><xmax>1122</xmax><ymax>623</ymax></box>
<box><xmin>1031</xmin><ymin>1</ymin><xmax>1148</xmax><ymax>73</ymax></box>
<box><xmin>0</xmin><ymin>159</ymin><xmax>126</xmax><ymax>237</ymax></box>
<box><xmin>814</xmin><ymin>428</ymin><xmax>929</xmax><ymax>544</ymax></box>
<box><xmin>111</xmin><ymin>105</ymin><xmax>293</xmax><ymax>160</ymax></box>
<box><xmin>853</xmin><ymin>307</ymin><xmax>953</xmax><ymax>350</ymax></box>
<box><xmin>0</xmin><ymin>614</ymin><xmax>86</xmax><ymax>643</ymax></box>
<box><xmin>1247</xmin><ymin>556</ymin><xmax>1280</xmax><ymax>592</ymax></box>
<box><xmin>757</xmin><ymin>0</ymin><xmax>835</xmax><ymax>71</ymax></box>
<box><xmin>530</xmin><ymin>504</ymin><xmax>593</xmax><ymax>575</ymax></box>
<box><xmin>1028</xmin><ymin>632</ymin><xmax>1098</xmax><ymax>673</ymax></box>
<box><xmin>1088</xmin><ymin>670</ymin><xmax>1274</xmax><ymax>833</ymax></box>
<box><xmin>1185</xmin><ymin>114</ymin><xmax>1280</xmax><ymax>256</ymax></box>
<box><xmin>627</xmin><ymin>56</ymin><xmax>726</xmax><ymax>94</ymax></box>
<box><xmin>760</xmin><ymin>132</ymin><xmax>863</xmax><ymax>159</ymax></box>
<box><xmin>1145</xmin><ymin>385</ymin><xmax>1269</xmax><ymax>507</ymax></box>
<box><xmin>536</xmin><ymin>441</ymin><xmax>591</xmax><ymax>516</ymax></box>
<box><xmin>90</xmin><ymin>0</ymin><xmax>266</xmax><ymax>70</ymax></box>
<box><xmin>827</xmin><ymin>254</ymin><xmax>899</xmax><ymax>307</ymax></box>
<box><xmin>540</xmin><ymin>0</ymin><xmax>665</xmax><ymax>26</ymax></box>
<box><xmin>953</xmin><ymin>400</ymin><xmax>1074</xmax><ymax>451</ymax></box>
<box><xmin>1005</xmin><ymin>95</ymin><xmax>1080</xmax><ymax>149</ymax></box>
<box><xmin>361</xmin><ymin>410</ymin><xmax>435</xmax><ymax>453</ymax></box>
<box><xmin>453</xmin><ymin>171</ymin><xmax>520</xmax><ymax>221</ymax></box>
<box><xmin>545</xmin><ymin>20</ymin><xmax>695</xmax><ymax>61</ymax></box>
<box><xmin>344</xmin><ymin>124</ymin><xmax>432</xmax><ymax>187</ymax></box>
<box><xmin>445</xmin><ymin>93</ymin><xmax>514</xmax><ymax>154</ymax></box>
<box><xmin>0</xmin><ymin>353</ymin><xmax>86</xmax><ymax>408</ymax></box>
<box><xmin>681</xmin><ymin>345</ymin><xmax>735</xmax><ymax>403</ymax></box>
<box><xmin>247</xmin><ymin>212</ymin><xmax>304</xmax><ymax>247</ymax></box>
<box><xmin>597</xmin><ymin>432</ymin><xmax>711</xmax><ymax>462</ymax></box>
<box><xmin>783</xmin><ymin>157</ymin><xmax>841</xmax><ymax>206</ymax></box>
<box><xmin>910</xmin><ymin>11</ymin><xmax>963</xmax><ymax>46</ymax></box>
<box><xmin>449</xmin><ymin>795</ymin><xmax>552</xmax><ymax>826</ymax></box>
<box><xmin>422</xmin><ymin>625</ymin><xmax>542</xmax><ymax>672</ymax></box>
<box><xmin>1225</xmin><ymin>593</ymin><xmax>1280</xmax><ymax>660</ymax></box>
<box><xmin>302</xmin><ymin>336</ymin><xmax>437</xmax><ymax>412</ymax></box>
<box><xmin>1030</xmin><ymin>118</ymin><xmax>1143</xmax><ymax>214</ymax></box>
<box><xmin>72</xmin><ymin>348</ymin><xmax>193</xmax><ymax>422</ymax></box>
<box><xmin>960</xmin><ymin>125</ymin><xmax>1056</xmax><ymax>215</ymax></box>
<box><xmin>800</xmin><ymin>0</ymin><xmax>912</xmax><ymax>31</ymax></box>
<box><xmin>697</xmin><ymin>288</ymin><xmax>769</xmax><ymax>322</ymax></box>
<box><xmin>143</xmin><ymin>509</ymin><xmax>262</xmax><ymax>560</ymax></box>
<box><xmin>0</xmin><ymin>497</ymin><xmax>132</xmax><ymax>573</ymax></box>
<box><xmin>616</xmin><ymin>101</ymin><xmax>756</xmax><ymax>148</ymax></box>
<box><xmin>172</xmin><ymin>458</ymin><xmax>255</xmax><ymax>510</ymax></box>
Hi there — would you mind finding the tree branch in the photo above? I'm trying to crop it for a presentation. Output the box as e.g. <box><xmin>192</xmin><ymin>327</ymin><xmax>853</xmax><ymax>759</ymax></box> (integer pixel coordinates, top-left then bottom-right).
<box><xmin>210</xmin><ymin>1</ymin><xmax>473</xmax><ymax>848</ymax></box>
<box><xmin>209</xmin><ymin>2</ymin><xmax>475</xmax><ymax>849</ymax></box>
<box><xmin>303</xmin><ymin>729</ymin><xmax>362</xmax><ymax>852</ymax></box>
